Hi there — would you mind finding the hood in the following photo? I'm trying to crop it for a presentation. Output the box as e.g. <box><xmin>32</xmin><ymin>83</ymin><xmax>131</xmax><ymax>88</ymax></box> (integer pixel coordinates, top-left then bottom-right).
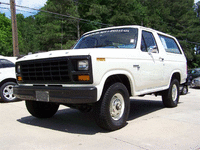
<box><xmin>17</xmin><ymin>49</ymin><xmax>93</xmax><ymax>62</ymax></box>
<box><xmin>16</xmin><ymin>48</ymin><xmax>138</xmax><ymax>62</ymax></box>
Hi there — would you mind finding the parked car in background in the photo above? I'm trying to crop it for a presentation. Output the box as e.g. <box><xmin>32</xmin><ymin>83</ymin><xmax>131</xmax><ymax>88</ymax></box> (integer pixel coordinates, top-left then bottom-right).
<box><xmin>188</xmin><ymin>68</ymin><xmax>200</xmax><ymax>84</ymax></box>
<box><xmin>0</xmin><ymin>55</ymin><xmax>18</xmax><ymax>102</ymax></box>
<box><xmin>191</xmin><ymin>77</ymin><xmax>200</xmax><ymax>88</ymax></box>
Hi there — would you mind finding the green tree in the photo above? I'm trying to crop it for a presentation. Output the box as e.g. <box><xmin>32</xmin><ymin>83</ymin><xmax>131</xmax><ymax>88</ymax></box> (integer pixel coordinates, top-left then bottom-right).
<box><xmin>0</xmin><ymin>13</ymin><xmax>25</xmax><ymax>56</ymax></box>
<box><xmin>0</xmin><ymin>13</ymin><xmax>13</xmax><ymax>56</ymax></box>
<box><xmin>108</xmin><ymin>0</ymin><xmax>147</xmax><ymax>26</ymax></box>
<box><xmin>17</xmin><ymin>14</ymin><xmax>40</xmax><ymax>54</ymax></box>
<box><xmin>167</xmin><ymin>0</ymin><xmax>200</xmax><ymax>68</ymax></box>
<box><xmin>78</xmin><ymin>0</ymin><xmax>147</xmax><ymax>29</ymax></box>
<box><xmin>14</xmin><ymin>0</ymin><xmax>200</xmax><ymax>68</ymax></box>
<box><xmin>142</xmin><ymin>0</ymin><xmax>200</xmax><ymax>68</ymax></box>
<box><xmin>35</xmin><ymin>0</ymin><xmax>79</xmax><ymax>51</ymax></box>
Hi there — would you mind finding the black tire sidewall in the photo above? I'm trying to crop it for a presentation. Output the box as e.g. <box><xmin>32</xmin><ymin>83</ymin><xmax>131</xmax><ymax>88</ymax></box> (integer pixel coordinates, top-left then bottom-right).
<box><xmin>162</xmin><ymin>79</ymin><xmax>180</xmax><ymax>107</ymax></box>
<box><xmin>0</xmin><ymin>82</ymin><xmax>17</xmax><ymax>102</ymax></box>
<box><xmin>25</xmin><ymin>100</ymin><xmax>59</xmax><ymax>118</ymax></box>
<box><xmin>95</xmin><ymin>82</ymin><xmax>130</xmax><ymax>131</ymax></box>
<box><xmin>181</xmin><ymin>86</ymin><xmax>188</xmax><ymax>95</ymax></box>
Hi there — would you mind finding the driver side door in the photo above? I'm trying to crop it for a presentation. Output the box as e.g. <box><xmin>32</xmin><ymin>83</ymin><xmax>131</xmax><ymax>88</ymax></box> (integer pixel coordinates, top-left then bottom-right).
<box><xmin>138</xmin><ymin>30</ymin><xmax>165</xmax><ymax>90</ymax></box>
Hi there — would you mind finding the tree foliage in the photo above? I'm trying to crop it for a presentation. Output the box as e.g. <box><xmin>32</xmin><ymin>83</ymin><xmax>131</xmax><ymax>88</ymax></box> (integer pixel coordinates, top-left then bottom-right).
<box><xmin>0</xmin><ymin>0</ymin><xmax>200</xmax><ymax>67</ymax></box>
<box><xmin>34</xmin><ymin>0</ymin><xmax>79</xmax><ymax>51</ymax></box>
<box><xmin>0</xmin><ymin>13</ymin><xmax>13</xmax><ymax>56</ymax></box>
<box><xmin>16</xmin><ymin>14</ymin><xmax>39</xmax><ymax>54</ymax></box>
<box><xmin>0</xmin><ymin>13</ymin><xmax>24</xmax><ymax>56</ymax></box>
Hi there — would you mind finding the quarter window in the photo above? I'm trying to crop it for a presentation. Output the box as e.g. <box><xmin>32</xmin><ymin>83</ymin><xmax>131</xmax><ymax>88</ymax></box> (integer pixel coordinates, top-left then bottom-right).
<box><xmin>159</xmin><ymin>34</ymin><xmax>181</xmax><ymax>54</ymax></box>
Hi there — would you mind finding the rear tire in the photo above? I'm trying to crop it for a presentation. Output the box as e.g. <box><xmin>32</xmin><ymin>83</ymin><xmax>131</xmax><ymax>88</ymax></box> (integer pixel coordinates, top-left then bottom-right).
<box><xmin>162</xmin><ymin>79</ymin><xmax>180</xmax><ymax>107</ymax></box>
<box><xmin>94</xmin><ymin>83</ymin><xmax>130</xmax><ymax>131</ymax></box>
<box><xmin>25</xmin><ymin>101</ymin><xmax>59</xmax><ymax>118</ymax></box>
<box><xmin>181</xmin><ymin>85</ymin><xmax>188</xmax><ymax>95</ymax></box>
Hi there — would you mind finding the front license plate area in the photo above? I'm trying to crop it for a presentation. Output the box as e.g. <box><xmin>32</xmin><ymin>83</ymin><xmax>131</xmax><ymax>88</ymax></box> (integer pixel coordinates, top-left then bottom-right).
<box><xmin>36</xmin><ymin>91</ymin><xmax>49</xmax><ymax>102</ymax></box>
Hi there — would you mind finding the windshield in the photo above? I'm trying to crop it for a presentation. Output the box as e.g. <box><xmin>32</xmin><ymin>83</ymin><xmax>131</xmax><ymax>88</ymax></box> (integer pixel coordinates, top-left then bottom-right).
<box><xmin>74</xmin><ymin>28</ymin><xmax>138</xmax><ymax>49</ymax></box>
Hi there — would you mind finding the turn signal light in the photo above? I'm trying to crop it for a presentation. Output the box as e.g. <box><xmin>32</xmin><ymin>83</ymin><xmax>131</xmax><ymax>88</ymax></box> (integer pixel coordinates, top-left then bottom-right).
<box><xmin>17</xmin><ymin>76</ymin><xmax>22</xmax><ymax>81</ymax></box>
<box><xmin>78</xmin><ymin>75</ymin><xmax>90</xmax><ymax>81</ymax></box>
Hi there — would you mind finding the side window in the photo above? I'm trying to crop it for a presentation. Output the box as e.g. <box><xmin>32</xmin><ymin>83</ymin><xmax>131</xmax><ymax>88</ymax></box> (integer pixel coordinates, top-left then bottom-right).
<box><xmin>141</xmin><ymin>31</ymin><xmax>158</xmax><ymax>53</ymax></box>
<box><xmin>158</xmin><ymin>34</ymin><xmax>181</xmax><ymax>54</ymax></box>
<box><xmin>0</xmin><ymin>59</ymin><xmax>15</xmax><ymax>68</ymax></box>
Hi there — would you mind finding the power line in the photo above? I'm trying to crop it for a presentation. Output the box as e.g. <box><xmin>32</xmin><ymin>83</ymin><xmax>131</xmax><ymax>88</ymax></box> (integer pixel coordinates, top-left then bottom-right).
<box><xmin>0</xmin><ymin>1</ymin><xmax>111</xmax><ymax>27</ymax></box>
<box><xmin>0</xmin><ymin>6</ymin><xmax>10</xmax><ymax>11</ymax></box>
<box><xmin>0</xmin><ymin>6</ymin><xmax>39</xmax><ymax>18</ymax></box>
<box><xmin>179</xmin><ymin>39</ymin><xmax>200</xmax><ymax>45</ymax></box>
<box><xmin>1</xmin><ymin>1</ymin><xmax>199</xmax><ymax>45</ymax></box>
<box><xmin>1</xmin><ymin>5</ymin><xmax>106</xmax><ymax>28</ymax></box>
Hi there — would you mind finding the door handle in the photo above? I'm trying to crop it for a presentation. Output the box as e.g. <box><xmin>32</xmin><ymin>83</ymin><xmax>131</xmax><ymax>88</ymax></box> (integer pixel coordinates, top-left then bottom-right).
<box><xmin>133</xmin><ymin>65</ymin><xmax>140</xmax><ymax>70</ymax></box>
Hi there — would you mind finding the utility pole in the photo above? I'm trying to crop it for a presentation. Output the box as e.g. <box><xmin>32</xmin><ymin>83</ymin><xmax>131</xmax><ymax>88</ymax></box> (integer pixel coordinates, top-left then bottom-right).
<box><xmin>10</xmin><ymin>0</ymin><xmax>19</xmax><ymax>57</ymax></box>
<box><xmin>75</xmin><ymin>2</ymin><xmax>80</xmax><ymax>40</ymax></box>
<box><xmin>77</xmin><ymin>19</ymin><xmax>80</xmax><ymax>40</ymax></box>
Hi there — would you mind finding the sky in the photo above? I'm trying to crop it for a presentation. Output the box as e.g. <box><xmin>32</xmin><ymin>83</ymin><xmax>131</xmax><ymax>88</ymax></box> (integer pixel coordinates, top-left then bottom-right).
<box><xmin>0</xmin><ymin>0</ymin><xmax>199</xmax><ymax>18</ymax></box>
<box><xmin>0</xmin><ymin>0</ymin><xmax>48</xmax><ymax>18</ymax></box>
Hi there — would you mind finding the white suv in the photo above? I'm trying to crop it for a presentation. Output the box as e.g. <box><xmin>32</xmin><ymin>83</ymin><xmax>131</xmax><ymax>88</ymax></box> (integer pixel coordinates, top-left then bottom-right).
<box><xmin>0</xmin><ymin>55</ymin><xmax>17</xmax><ymax>102</ymax></box>
<box><xmin>14</xmin><ymin>25</ymin><xmax>187</xmax><ymax>130</ymax></box>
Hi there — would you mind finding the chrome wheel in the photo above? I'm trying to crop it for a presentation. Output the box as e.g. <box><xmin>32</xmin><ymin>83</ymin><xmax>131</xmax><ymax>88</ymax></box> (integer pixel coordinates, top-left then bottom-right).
<box><xmin>3</xmin><ymin>85</ymin><xmax>16</xmax><ymax>101</ymax></box>
<box><xmin>172</xmin><ymin>84</ymin><xmax>178</xmax><ymax>102</ymax></box>
<box><xmin>110</xmin><ymin>93</ymin><xmax>125</xmax><ymax>120</ymax></box>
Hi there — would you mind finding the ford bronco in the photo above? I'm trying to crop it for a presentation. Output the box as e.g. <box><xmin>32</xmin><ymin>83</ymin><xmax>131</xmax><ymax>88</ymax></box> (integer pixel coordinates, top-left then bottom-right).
<box><xmin>14</xmin><ymin>25</ymin><xmax>187</xmax><ymax>130</ymax></box>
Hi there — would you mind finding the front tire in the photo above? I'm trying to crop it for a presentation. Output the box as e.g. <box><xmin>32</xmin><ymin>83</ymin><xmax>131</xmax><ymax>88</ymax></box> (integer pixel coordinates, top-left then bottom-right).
<box><xmin>94</xmin><ymin>83</ymin><xmax>130</xmax><ymax>131</ymax></box>
<box><xmin>25</xmin><ymin>101</ymin><xmax>59</xmax><ymax>118</ymax></box>
<box><xmin>162</xmin><ymin>79</ymin><xmax>180</xmax><ymax>107</ymax></box>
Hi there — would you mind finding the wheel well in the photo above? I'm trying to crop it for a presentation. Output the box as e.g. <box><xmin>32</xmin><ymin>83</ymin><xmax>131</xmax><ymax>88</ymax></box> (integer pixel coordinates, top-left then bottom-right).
<box><xmin>0</xmin><ymin>78</ymin><xmax>17</xmax><ymax>87</ymax></box>
<box><xmin>171</xmin><ymin>73</ymin><xmax>180</xmax><ymax>83</ymax></box>
<box><xmin>103</xmin><ymin>74</ymin><xmax>131</xmax><ymax>96</ymax></box>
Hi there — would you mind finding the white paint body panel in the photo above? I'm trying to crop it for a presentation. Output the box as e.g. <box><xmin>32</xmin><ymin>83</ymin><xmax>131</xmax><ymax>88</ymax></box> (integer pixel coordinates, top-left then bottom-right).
<box><xmin>17</xmin><ymin>26</ymin><xmax>187</xmax><ymax>101</ymax></box>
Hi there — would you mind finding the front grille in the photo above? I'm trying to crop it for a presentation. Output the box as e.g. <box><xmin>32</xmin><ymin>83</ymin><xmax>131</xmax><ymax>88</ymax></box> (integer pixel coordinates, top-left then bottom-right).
<box><xmin>20</xmin><ymin>57</ymin><xmax>70</xmax><ymax>84</ymax></box>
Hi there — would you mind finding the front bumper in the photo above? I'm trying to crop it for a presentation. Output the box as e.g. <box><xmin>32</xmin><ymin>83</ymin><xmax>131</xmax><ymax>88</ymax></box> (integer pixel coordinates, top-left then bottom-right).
<box><xmin>13</xmin><ymin>85</ymin><xmax>97</xmax><ymax>104</ymax></box>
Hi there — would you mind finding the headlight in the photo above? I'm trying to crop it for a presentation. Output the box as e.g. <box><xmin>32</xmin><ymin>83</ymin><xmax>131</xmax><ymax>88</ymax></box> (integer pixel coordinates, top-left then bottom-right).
<box><xmin>17</xmin><ymin>64</ymin><xmax>21</xmax><ymax>73</ymax></box>
<box><xmin>78</xmin><ymin>60</ymin><xmax>89</xmax><ymax>71</ymax></box>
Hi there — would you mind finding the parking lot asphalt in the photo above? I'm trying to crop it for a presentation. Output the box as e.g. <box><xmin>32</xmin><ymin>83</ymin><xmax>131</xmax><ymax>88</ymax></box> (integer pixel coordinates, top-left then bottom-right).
<box><xmin>0</xmin><ymin>88</ymin><xmax>200</xmax><ymax>150</ymax></box>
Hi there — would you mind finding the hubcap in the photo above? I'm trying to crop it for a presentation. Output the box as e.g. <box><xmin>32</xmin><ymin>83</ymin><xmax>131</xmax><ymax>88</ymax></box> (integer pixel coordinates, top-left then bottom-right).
<box><xmin>110</xmin><ymin>93</ymin><xmax>125</xmax><ymax>120</ymax></box>
<box><xmin>3</xmin><ymin>85</ymin><xmax>16</xmax><ymax>101</ymax></box>
<box><xmin>172</xmin><ymin>84</ymin><xmax>178</xmax><ymax>101</ymax></box>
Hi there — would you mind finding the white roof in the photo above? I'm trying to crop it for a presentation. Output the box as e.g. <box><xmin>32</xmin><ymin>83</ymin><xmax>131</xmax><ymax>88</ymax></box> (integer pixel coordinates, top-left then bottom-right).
<box><xmin>83</xmin><ymin>25</ymin><xmax>175</xmax><ymax>39</ymax></box>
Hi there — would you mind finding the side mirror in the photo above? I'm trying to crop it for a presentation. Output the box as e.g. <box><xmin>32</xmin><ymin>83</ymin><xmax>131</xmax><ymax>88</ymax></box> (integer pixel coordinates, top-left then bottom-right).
<box><xmin>148</xmin><ymin>46</ymin><xmax>158</xmax><ymax>53</ymax></box>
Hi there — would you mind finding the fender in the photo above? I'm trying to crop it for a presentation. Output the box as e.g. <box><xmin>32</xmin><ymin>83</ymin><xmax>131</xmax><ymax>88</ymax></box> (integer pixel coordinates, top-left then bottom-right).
<box><xmin>95</xmin><ymin>69</ymin><xmax>135</xmax><ymax>101</ymax></box>
<box><xmin>167</xmin><ymin>70</ymin><xmax>182</xmax><ymax>87</ymax></box>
